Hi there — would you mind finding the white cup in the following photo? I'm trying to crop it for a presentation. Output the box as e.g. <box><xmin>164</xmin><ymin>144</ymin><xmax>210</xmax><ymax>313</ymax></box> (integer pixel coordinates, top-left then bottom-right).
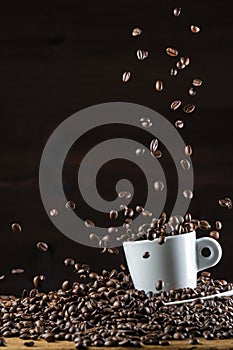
<box><xmin>123</xmin><ymin>231</ymin><xmax>222</xmax><ymax>292</ymax></box>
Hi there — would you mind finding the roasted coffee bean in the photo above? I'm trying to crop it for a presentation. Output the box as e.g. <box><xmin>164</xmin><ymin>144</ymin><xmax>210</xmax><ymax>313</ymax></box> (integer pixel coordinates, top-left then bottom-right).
<box><xmin>132</xmin><ymin>27</ymin><xmax>142</xmax><ymax>36</ymax></box>
<box><xmin>183</xmin><ymin>189</ymin><xmax>193</xmax><ymax>199</ymax></box>
<box><xmin>62</xmin><ymin>280</ymin><xmax>70</xmax><ymax>291</ymax></box>
<box><xmin>158</xmin><ymin>235</ymin><xmax>166</xmax><ymax>245</ymax></box>
<box><xmin>152</xmin><ymin>149</ymin><xmax>162</xmax><ymax>158</ymax></box>
<box><xmin>0</xmin><ymin>338</ymin><xmax>6</xmax><ymax>346</ymax></box>
<box><xmin>180</xmin><ymin>56</ymin><xmax>190</xmax><ymax>66</ymax></box>
<box><xmin>173</xmin><ymin>332</ymin><xmax>185</xmax><ymax>340</ymax></box>
<box><xmin>166</xmin><ymin>47</ymin><xmax>178</xmax><ymax>57</ymax></box>
<box><xmin>183</xmin><ymin>104</ymin><xmax>195</xmax><ymax>113</ymax></box>
<box><xmin>33</xmin><ymin>276</ymin><xmax>43</xmax><ymax>289</ymax></box>
<box><xmin>136</xmin><ymin>49</ymin><xmax>148</xmax><ymax>61</ymax></box>
<box><xmin>173</xmin><ymin>7</ymin><xmax>181</xmax><ymax>16</ymax></box>
<box><xmin>170</xmin><ymin>100</ymin><xmax>181</xmax><ymax>110</ymax></box>
<box><xmin>215</xmin><ymin>221</ymin><xmax>222</xmax><ymax>230</ymax></box>
<box><xmin>43</xmin><ymin>333</ymin><xmax>55</xmax><ymax>342</ymax></box>
<box><xmin>155</xmin><ymin>280</ymin><xmax>164</xmax><ymax>291</ymax></box>
<box><xmin>109</xmin><ymin>210</ymin><xmax>118</xmax><ymax>220</ymax></box>
<box><xmin>155</xmin><ymin>80</ymin><xmax>163</xmax><ymax>91</ymax></box>
<box><xmin>64</xmin><ymin>258</ymin><xmax>75</xmax><ymax>266</ymax></box>
<box><xmin>189</xmin><ymin>87</ymin><xmax>196</xmax><ymax>96</ymax></box>
<box><xmin>175</xmin><ymin>120</ymin><xmax>184</xmax><ymax>129</ymax></box>
<box><xmin>36</xmin><ymin>242</ymin><xmax>48</xmax><ymax>252</ymax></box>
<box><xmin>49</xmin><ymin>208</ymin><xmax>58</xmax><ymax>216</ymax></box>
<box><xmin>185</xmin><ymin>145</ymin><xmax>193</xmax><ymax>156</ymax></box>
<box><xmin>135</xmin><ymin>148</ymin><xmax>145</xmax><ymax>156</ymax></box>
<box><xmin>108</xmin><ymin>247</ymin><xmax>119</xmax><ymax>255</ymax></box>
<box><xmin>85</xmin><ymin>219</ymin><xmax>95</xmax><ymax>228</ymax></box>
<box><xmin>176</xmin><ymin>61</ymin><xmax>185</xmax><ymax>70</ymax></box>
<box><xmin>65</xmin><ymin>200</ymin><xmax>75</xmax><ymax>210</ymax></box>
<box><xmin>199</xmin><ymin>220</ymin><xmax>211</xmax><ymax>230</ymax></box>
<box><xmin>125</xmin><ymin>208</ymin><xmax>134</xmax><ymax>217</ymax></box>
<box><xmin>189</xmin><ymin>338</ymin><xmax>200</xmax><ymax>345</ymax></box>
<box><xmin>170</xmin><ymin>67</ymin><xmax>178</xmax><ymax>76</ymax></box>
<box><xmin>0</xmin><ymin>275</ymin><xmax>5</xmax><ymax>281</ymax></box>
<box><xmin>150</xmin><ymin>138</ymin><xmax>159</xmax><ymax>152</ymax></box>
<box><xmin>142</xmin><ymin>252</ymin><xmax>150</xmax><ymax>259</ymax></box>
<box><xmin>122</xmin><ymin>71</ymin><xmax>131</xmax><ymax>82</ymax></box>
<box><xmin>140</xmin><ymin>117</ymin><xmax>152</xmax><ymax>128</ymax></box>
<box><xmin>193</xmin><ymin>78</ymin><xmax>202</xmax><ymax>87</ymax></box>
<box><xmin>191</xmin><ymin>25</ymin><xmax>201</xmax><ymax>33</ymax></box>
<box><xmin>11</xmin><ymin>268</ymin><xmax>24</xmax><ymax>274</ymax></box>
<box><xmin>159</xmin><ymin>340</ymin><xmax>171</xmax><ymax>346</ymax></box>
<box><xmin>136</xmin><ymin>205</ymin><xmax>144</xmax><ymax>213</ymax></box>
<box><xmin>153</xmin><ymin>180</ymin><xmax>164</xmax><ymax>192</ymax></box>
<box><xmin>11</xmin><ymin>223</ymin><xmax>22</xmax><ymax>233</ymax></box>
<box><xmin>210</xmin><ymin>230</ymin><xmax>220</xmax><ymax>240</ymax></box>
<box><xmin>24</xmin><ymin>341</ymin><xmax>34</xmax><ymax>347</ymax></box>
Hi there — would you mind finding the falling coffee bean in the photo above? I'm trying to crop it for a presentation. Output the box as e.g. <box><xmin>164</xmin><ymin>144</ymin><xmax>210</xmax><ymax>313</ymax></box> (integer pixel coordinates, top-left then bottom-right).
<box><xmin>136</xmin><ymin>148</ymin><xmax>145</xmax><ymax>156</ymax></box>
<box><xmin>132</xmin><ymin>27</ymin><xmax>142</xmax><ymax>36</ymax></box>
<box><xmin>193</xmin><ymin>78</ymin><xmax>202</xmax><ymax>87</ymax></box>
<box><xmin>180</xmin><ymin>56</ymin><xmax>190</xmax><ymax>66</ymax></box>
<box><xmin>158</xmin><ymin>235</ymin><xmax>166</xmax><ymax>245</ymax></box>
<box><xmin>183</xmin><ymin>104</ymin><xmax>195</xmax><ymax>113</ymax></box>
<box><xmin>173</xmin><ymin>7</ymin><xmax>181</xmax><ymax>16</ymax></box>
<box><xmin>166</xmin><ymin>47</ymin><xmax>178</xmax><ymax>57</ymax></box>
<box><xmin>33</xmin><ymin>275</ymin><xmax>44</xmax><ymax>289</ymax></box>
<box><xmin>191</xmin><ymin>25</ymin><xmax>201</xmax><ymax>33</ymax></box>
<box><xmin>150</xmin><ymin>138</ymin><xmax>159</xmax><ymax>152</ymax></box>
<box><xmin>0</xmin><ymin>275</ymin><xmax>5</xmax><ymax>281</ymax></box>
<box><xmin>199</xmin><ymin>220</ymin><xmax>211</xmax><ymax>230</ymax></box>
<box><xmin>183</xmin><ymin>189</ymin><xmax>193</xmax><ymax>199</ymax></box>
<box><xmin>109</xmin><ymin>210</ymin><xmax>118</xmax><ymax>220</ymax></box>
<box><xmin>216</xmin><ymin>221</ymin><xmax>222</xmax><ymax>230</ymax></box>
<box><xmin>170</xmin><ymin>67</ymin><xmax>178</xmax><ymax>76</ymax></box>
<box><xmin>154</xmin><ymin>180</ymin><xmax>165</xmax><ymax>192</ymax></box>
<box><xmin>140</xmin><ymin>117</ymin><xmax>152</xmax><ymax>128</ymax></box>
<box><xmin>142</xmin><ymin>252</ymin><xmax>150</xmax><ymax>259</ymax></box>
<box><xmin>189</xmin><ymin>87</ymin><xmax>196</xmax><ymax>96</ymax></box>
<box><xmin>122</xmin><ymin>71</ymin><xmax>131</xmax><ymax>82</ymax></box>
<box><xmin>65</xmin><ymin>200</ymin><xmax>76</xmax><ymax>210</ymax></box>
<box><xmin>152</xmin><ymin>149</ymin><xmax>162</xmax><ymax>158</ymax></box>
<box><xmin>49</xmin><ymin>208</ymin><xmax>58</xmax><ymax>216</ymax></box>
<box><xmin>136</xmin><ymin>49</ymin><xmax>148</xmax><ymax>61</ymax></box>
<box><xmin>155</xmin><ymin>80</ymin><xmax>163</xmax><ymax>91</ymax></box>
<box><xmin>64</xmin><ymin>258</ymin><xmax>75</xmax><ymax>266</ymax></box>
<box><xmin>176</xmin><ymin>61</ymin><xmax>185</xmax><ymax>70</ymax></box>
<box><xmin>155</xmin><ymin>279</ymin><xmax>164</xmax><ymax>291</ymax></box>
<box><xmin>175</xmin><ymin>120</ymin><xmax>184</xmax><ymax>129</ymax></box>
<box><xmin>136</xmin><ymin>205</ymin><xmax>144</xmax><ymax>213</ymax></box>
<box><xmin>11</xmin><ymin>223</ymin><xmax>22</xmax><ymax>233</ymax></box>
<box><xmin>185</xmin><ymin>145</ymin><xmax>193</xmax><ymax>156</ymax></box>
<box><xmin>210</xmin><ymin>231</ymin><xmax>220</xmax><ymax>240</ymax></box>
<box><xmin>170</xmin><ymin>100</ymin><xmax>181</xmax><ymax>110</ymax></box>
<box><xmin>85</xmin><ymin>219</ymin><xmax>95</xmax><ymax>228</ymax></box>
<box><xmin>36</xmin><ymin>242</ymin><xmax>48</xmax><ymax>252</ymax></box>
<box><xmin>11</xmin><ymin>268</ymin><xmax>24</xmax><ymax>275</ymax></box>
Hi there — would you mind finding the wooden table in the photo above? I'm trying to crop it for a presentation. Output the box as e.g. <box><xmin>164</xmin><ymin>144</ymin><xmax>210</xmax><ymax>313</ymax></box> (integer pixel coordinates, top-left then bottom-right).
<box><xmin>3</xmin><ymin>338</ymin><xmax>233</xmax><ymax>349</ymax></box>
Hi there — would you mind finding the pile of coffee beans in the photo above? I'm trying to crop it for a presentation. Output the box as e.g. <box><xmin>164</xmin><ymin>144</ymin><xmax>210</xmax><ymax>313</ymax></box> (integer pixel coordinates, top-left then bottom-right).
<box><xmin>0</xmin><ymin>269</ymin><xmax>233</xmax><ymax>348</ymax></box>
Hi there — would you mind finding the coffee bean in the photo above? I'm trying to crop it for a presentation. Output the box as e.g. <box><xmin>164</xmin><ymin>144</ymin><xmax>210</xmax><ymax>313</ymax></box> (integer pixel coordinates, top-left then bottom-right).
<box><xmin>173</xmin><ymin>332</ymin><xmax>185</xmax><ymax>340</ymax></box>
<box><xmin>85</xmin><ymin>219</ymin><xmax>95</xmax><ymax>228</ymax></box>
<box><xmin>154</xmin><ymin>180</ymin><xmax>164</xmax><ymax>192</ymax></box>
<box><xmin>11</xmin><ymin>268</ymin><xmax>24</xmax><ymax>275</ymax></box>
<box><xmin>140</xmin><ymin>117</ymin><xmax>152</xmax><ymax>128</ymax></box>
<box><xmin>0</xmin><ymin>338</ymin><xmax>6</xmax><ymax>346</ymax></box>
<box><xmin>132</xmin><ymin>27</ymin><xmax>142</xmax><ymax>36</ymax></box>
<box><xmin>159</xmin><ymin>340</ymin><xmax>171</xmax><ymax>346</ymax></box>
<box><xmin>166</xmin><ymin>47</ymin><xmax>178</xmax><ymax>57</ymax></box>
<box><xmin>118</xmin><ymin>191</ymin><xmax>131</xmax><ymax>199</ymax></box>
<box><xmin>193</xmin><ymin>78</ymin><xmax>202</xmax><ymax>87</ymax></box>
<box><xmin>49</xmin><ymin>208</ymin><xmax>58</xmax><ymax>216</ymax></box>
<box><xmin>176</xmin><ymin>61</ymin><xmax>185</xmax><ymax>70</ymax></box>
<box><xmin>183</xmin><ymin>104</ymin><xmax>195</xmax><ymax>113</ymax></box>
<box><xmin>183</xmin><ymin>189</ymin><xmax>193</xmax><ymax>199</ymax></box>
<box><xmin>189</xmin><ymin>338</ymin><xmax>200</xmax><ymax>344</ymax></box>
<box><xmin>151</xmin><ymin>149</ymin><xmax>162</xmax><ymax>158</ymax></box>
<box><xmin>170</xmin><ymin>67</ymin><xmax>178</xmax><ymax>76</ymax></box>
<box><xmin>0</xmin><ymin>275</ymin><xmax>5</xmax><ymax>281</ymax></box>
<box><xmin>11</xmin><ymin>223</ymin><xmax>22</xmax><ymax>233</ymax></box>
<box><xmin>191</xmin><ymin>25</ymin><xmax>201</xmax><ymax>33</ymax></box>
<box><xmin>43</xmin><ymin>333</ymin><xmax>55</xmax><ymax>342</ymax></box>
<box><xmin>150</xmin><ymin>138</ymin><xmax>159</xmax><ymax>153</ymax></box>
<box><xmin>175</xmin><ymin>120</ymin><xmax>184</xmax><ymax>129</ymax></box>
<box><xmin>136</xmin><ymin>49</ymin><xmax>148</xmax><ymax>61</ymax></box>
<box><xmin>64</xmin><ymin>258</ymin><xmax>75</xmax><ymax>266</ymax></box>
<box><xmin>33</xmin><ymin>275</ymin><xmax>43</xmax><ymax>289</ymax></box>
<box><xmin>122</xmin><ymin>71</ymin><xmax>131</xmax><ymax>83</ymax></box>
<box><xmin>155</xmin><ymin>80</ymin><xmax>163</xmax><ymax>91</ymax></box>
<box><xmin>215</xmin><ymin>221</ymin><xmax>222</xmax><ymax>230</ymax></box>
<box><xmin>36</xmin><ymin>242</ymin><xmax>48</xmax><ymax>252</ymax></box>
<box><xmin>125</xmin><ymin>208</ymin><xmax>134</xmax><ymax>217</ymax></box>
<box><xmin>136</xmin><ymin>205</ymin><xmax>144</xmax><ymax>213</ymax></box>
<box><xmin>189</xmin><ymin>87</ymin><xmax>196</xmax><ymax>96</ymax></box>
<box><xmin>185</xmin><ymin>145</ymin><xmax>193</xmax><ymax>156</ymax></box>
<box><xmin>62</xmin><ymin>280</ymin><xmax>70</xmax><ymax>291</ymax></box>
<box><xmin>109</xmin><ymin>210</ymin><xmax>118</xmax><ymax>220</ymax></box>
<box><xmin>65</xmin><ymin>201</ymin><xmax>75</xmax><ymax>210</ymax></box>
<box><xmin>173</xmin><ymin>7</ymin><xmax>181</xmax><ymax>16</ymax></box>
<box><xmin>180</xmin><ymin>56</ymin><xmax>190</xmax><ymax>66</ymax></box>
<box><xmin>170</xmin><ymin>100</ymin><xmax>181</xmax><ymax>110</ymax></box>
<box><xmin>155</xmin><ymin>280</ymin><xmax>164</xmax><ymax>291</ymax></box>
<box><xmin>199</xmin><ymin>220</ymin><xmax>211</xmax><ymax>230</ymax></box>
<box><xmin>180</xmin><ymin>159</ymin><xmax>191</xmax><ymax>170</ymax></box>
<box><xmin>210</xmin><ymin>230</ymin><xmax>220</xmax><ymax>240</ymax></box>
<box><xmin>108</xmin><ymin>248</ymin><xmax>119</xmax><ymax>255</ymax></box>
<box><xmin>142</xmin><ymin>252</ymin><xmax>150</xmax><ymax>259</ymax></box>
<box><xmin>24</xmin><ymin>341</ymin><xmax>34</xmax><ymax>347</ymax></box>
<box><xmin>158</xmin><ymin>235</ymin><xmax>166</xmax><ymax>245</ymax></box>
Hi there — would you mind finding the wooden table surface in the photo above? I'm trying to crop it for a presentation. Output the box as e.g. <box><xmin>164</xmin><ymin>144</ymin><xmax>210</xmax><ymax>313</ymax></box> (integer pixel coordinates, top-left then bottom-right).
<box><xmin>3</xmin><ymin>338</ymin><xmax>233</xmax><ymax>349</ymax></box>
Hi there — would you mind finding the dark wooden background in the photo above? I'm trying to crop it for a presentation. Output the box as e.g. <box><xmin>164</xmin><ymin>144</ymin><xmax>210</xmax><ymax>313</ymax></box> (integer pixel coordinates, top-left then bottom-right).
<box><xmin>0</xmin><ymin>0</ymin><xmax>233</xmax><ymax>295</ymax></box>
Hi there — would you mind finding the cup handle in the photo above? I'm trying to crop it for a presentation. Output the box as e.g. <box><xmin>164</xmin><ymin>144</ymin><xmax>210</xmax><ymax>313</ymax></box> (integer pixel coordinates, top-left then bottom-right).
<box><xmin>196</xmin><ymin>237</ymin><xmax>222</xmax><ymax>272</ymax></box>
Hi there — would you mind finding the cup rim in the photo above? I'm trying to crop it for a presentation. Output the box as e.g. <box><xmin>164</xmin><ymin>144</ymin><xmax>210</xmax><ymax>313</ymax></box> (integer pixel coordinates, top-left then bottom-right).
<box><xmin>123</xmin><ymin>230</ymin><xmax>196</xmax><ymax>246</ymax></box>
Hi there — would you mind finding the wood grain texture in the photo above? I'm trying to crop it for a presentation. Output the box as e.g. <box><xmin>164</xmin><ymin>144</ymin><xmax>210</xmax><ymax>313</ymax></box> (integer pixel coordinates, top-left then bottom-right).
<box><xmin>3</xmin><ymin>338</ymin><xmax>233</xmax><ymax>349</ymax></box>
